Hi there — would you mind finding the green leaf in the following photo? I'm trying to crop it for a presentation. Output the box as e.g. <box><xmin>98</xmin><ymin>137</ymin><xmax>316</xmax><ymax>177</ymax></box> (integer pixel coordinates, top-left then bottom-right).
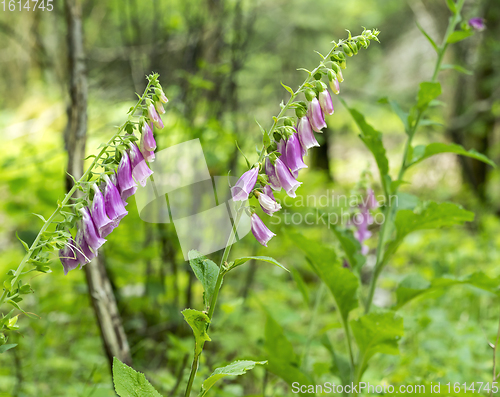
<box><xmin>182</xmin><ymin>309</ymin><xmax>211</xmax><ymax>356</ymax></box>
<box><xmin>408</xmin><ymin>142</ymin><xmax>495</xmax><ymax>168</ymax></box>
<box><xmin>416</xmin><ymin>22</ymin><xmax>439</xmax><ymax>53</ymax></box>
<box><xmin>32</xmin><ymin>213</ymin><xmax>47</xmax><ymax>223</ymax></box>
<box><xmin>447</xmin><ymin>30</ymin><xmax>474</xmax><ymax>44</ymax></box>
<box><xmin>230</xmin><ymin>256</ymin><xmax>288</xmax><ymax>272</ymax></box>
<box><xmin>290</xmin><ymin>268</ymin><xmax>310</xmax><ymax>307</ymax></box>
<box><xmin>264</xmin><ymin>314</ymin><xmax>312</xmax><ymax>394</ymax></box>
<box><xmin>15</xmin><ymin>232</ymin><xmax>30</xmax><ymax>253</ymax></box>
<box><xmin>0</xmin><ymin>344</ymin><xmax>17</xmax><ymax>354</ymax></box>
<box><xmin>351</xmin><ymin>311</ymin><xmax>404</xmax><ymax>362</ymax></box>
<box><xmin>341</xmin><ymin>98</ymin><xmax>390</xmax><ymax>194</ymax></box>
<box><xmin>395</xmin><ymin>272</ymin><xmax>500</xmax><ymax>309</ymax></box>
<box><xmin>112</xmin><ymin>358</ymin><xmax>163</xmax><ymax>397</ymax></box>
<box><xmin>446</xmin><ymin>0</ymin><xmax>457</xmax><ymax>14</ymax></box>
<box><xmin>287</xmin><ymin>231</ymin><xmax>358</xmax><ymax>322</ymax></box>
<box><xmin>417</xmin><ymin>82</ymin><xmax>442</xmax><ymax>109</ymax></box>
<box><xmin>440</xmin><ymin>64</ymin><xmax>473</xmax><ymax>75</ymax></box>
<box><xmin>331</xmin><ymin>225</ymin><xmax>365</xmax><ymax>270</ymax></box>
<box><xmin>200</xmin><ymin>360</ymin><xmax>267</xmax><ymax>397</ymax></box>
<box><xmin>321</xmin><ymin>335</ymin><xmax>350</xmax><ymax>386</ymax></box>
<box><xmin>383</xmin><ymin>201</ymin><xmax>474</xmax><ymax>264</ymax></box>
<box><xmin>280</xmin><ymin>81</ymin><xmax>295</xmax><ymax>95</ymax></box>
<box><xmin>188</xmin><ymin>250</ymin><xmax>219</xmax><ymax>309</ymax></box>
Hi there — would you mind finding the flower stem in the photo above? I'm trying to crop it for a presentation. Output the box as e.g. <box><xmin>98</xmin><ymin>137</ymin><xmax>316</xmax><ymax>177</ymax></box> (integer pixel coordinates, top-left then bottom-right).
<box><xmin>0</xmin><ymin>79</ymin><xmax>154</xmax><ymax>309</ymax></box>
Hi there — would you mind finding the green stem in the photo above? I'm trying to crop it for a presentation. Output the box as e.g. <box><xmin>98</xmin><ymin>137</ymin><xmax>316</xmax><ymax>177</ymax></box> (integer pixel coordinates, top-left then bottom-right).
<box><xmin>0</xmin><ymin>79</ymin><xmax>154</xmax><ymax>309</ymax></box>
<box><xmin>183</xmin><ymin>205</ymin><xmax>244</xmax><ymax>397</ymax></box>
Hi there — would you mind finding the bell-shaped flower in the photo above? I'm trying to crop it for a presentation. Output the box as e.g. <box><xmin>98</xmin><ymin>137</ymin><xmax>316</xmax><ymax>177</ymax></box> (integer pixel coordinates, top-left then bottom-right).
<box><xmin>258</xmin><ymin>185</ymin><xmax>281</xmax><ymax>216</ymax></box>
<box><xmin>265</xmin><ymin>157</ymin><xmax>281</xmax><ymax>191</ymax></box>
<box><xmin>79</xmin><ymin>207</ymin><xmax>106</xmax><ymax>252</ymax></box>
<box><xmin>103</xmin><ymin>174</ymin><xmax>128</xmax><ymax>224</ymax></box>
<box><xmin>140</xmin><ymin>133</ymin><xmax>155</xmax><ymax>163</ymax></box>
<box><xmin>148</xmin><ymin>103</ymin><xmax>164</xmax><ymax>129</ymax></box>
<box><xmin>469</xmin><ymin>17</ymin><xmax>486</xmax><ymax>31</ymax></box>
<box><xmin>285</xmin><ymin>132</ymin><xmax>307</xmax><ymax>175</ymax></box>
<box><xmin>297</xmin><ymin>116</ymin><xmax>319</xmax><ymax>153</ymax></box>
<box><xmin>74</xmin><ymin>226</ymin><xmax>96</xmax><ymax>266</ymax></box>
<box><xmin>91</xmin><ymin>184</ymin><xmax>114</xmax><ymax>237</ymax></box>
<box><xmin>156</xmin><ymin>89</ymin><xmax>169</xmax><ymax>104</ymax></box>
<box><xmin>276</xmin><ymin>139</ymin><xmax>288</xmax><ymax>167</ymax></box>
<box><xmin>142</xmin><ymin>122</ymin><xmax>156</xmax><ymax>151</ymax></box>
<box><xmin>128</xmin><ymin>143</ymin><xmax>153</xmax><ymax>187</ymax></box>
<box><xmin>319</xmin><ymin>90</ymin><xmax>334</xmax><ymax>116</ymax></box>
<box><xmin>117</xmin><ymin>151</ymin><xmax>138</xmax><ymax>202</ymax></box>
<box><xmin>307</xmin><ymin>97</ymin><xmax>327</xmax><ymax>132</ymax></box>
<box><xmin>155</xmin><ymin>101</ymin><xmax>165</xmax><ymax>115</ymax></box>
<box><xmin>274</xmin><ymin>157</ymin><xmax>301</xmax><ymax>198</ymax></box>
<box><xmin>231</xmin><ymin>167</ymin><xmax>259</xmax><ymax>201</ymax></box>
<box><xmin>329</xmin><ymin>77</ymin><xmax>340</xmax><ymax>95</ymax></box>
<box><xmin>251</xmin><ymin>213</ymin><xmax>276</xmax><ymax>247</ymax></box>
<box><xmin>59</xmin><ymin>237</ymin><xmax>80</xmax><ymax>275</ymax></box>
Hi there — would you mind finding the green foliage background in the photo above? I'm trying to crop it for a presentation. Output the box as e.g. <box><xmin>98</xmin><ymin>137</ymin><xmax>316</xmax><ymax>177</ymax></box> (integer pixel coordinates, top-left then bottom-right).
<box><xmin>0</xmin><ymin>0</ymin><xmax>499</xmax><ymax>395</ymax></box>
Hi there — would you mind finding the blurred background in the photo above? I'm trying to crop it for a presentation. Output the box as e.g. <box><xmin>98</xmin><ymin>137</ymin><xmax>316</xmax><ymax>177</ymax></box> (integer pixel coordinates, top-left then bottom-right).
<box><xmin>0</xmin><ymin>0</ymin><xmax>499</xmax><ymax>395</ymax></box>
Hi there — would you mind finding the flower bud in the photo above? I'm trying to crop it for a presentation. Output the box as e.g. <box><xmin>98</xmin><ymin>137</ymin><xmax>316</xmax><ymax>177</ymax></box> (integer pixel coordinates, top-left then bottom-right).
<box><xmin>348</xmin><ymin>42</ymin><xmax>358</xmax><ymax>55</ymax></box>
<box><xmin>155</xmin><ymin>101</ymin><xmax>165</xmax><ymax>115</ymax></box>
<box><xmin>251</xmin><ymin>213</ymin><xmax>276</xmax><ymax>247</ymax></box>
<box><xmin>155</xmin><ymin>88</ymin><xmax>169</xmax><ymax>103</ymax></box>
<box><xmin>304</xmin><ymin>89</ymin><xmax>316</xmax><ymax>102</ymax></box>
<box><xmin>342</xmin><ymin>42</ymin><xmax>353</xmax><ymax>57</ymax></box>
<box><xmin>307</xmin><ymin>97</ymin><xmax>327</xmax><ymax>132</ymax></box>
<box><xmin>469</xmin><ymin>17</ymin><xmax>486</xmax><ymax>31</ymax></box>
<box><xmin>148</xmin><ymin>103</ymin><xmax>164</xmax><ymax>129</ymax></box>
<box><xmin>318</xmin><ymin>90</ymin><xmax>334</xmax><ymax>116</ymax></box>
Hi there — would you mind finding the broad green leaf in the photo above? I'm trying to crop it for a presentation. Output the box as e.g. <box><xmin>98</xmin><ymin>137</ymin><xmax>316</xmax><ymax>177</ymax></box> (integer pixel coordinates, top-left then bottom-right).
<box><xmin>417</xmin><ymin>82</ymin><xmax>442</xmax><ymax>109</ymax></box>
<box><xmin>395</xmin><ymin>272</ymin><xmax>500</xmax><ymax>309</ymax></box>
<box><xmin>379</xmin><ymin>97</ymin><xmax>410</xmax><ymax>133</ymax></box>
<box><xmin>416</xmin><ymin>22</ymin><xmax>439</xmax><ymax>53</ymax></box>
<box><xmin>0</xmin><ymin>344</ymin><xmax>17</xmax><ymax>354</ymax></box>
<box><xmin>112</xmin><ymin>358</ymin><xmax>163</xmax><ymax>397</ymax></box>
<box><xmin>383</xmin><ymin>201</ymin><xmax>474</xmax><ymax>264</ymax></box>
<box><xmin>446</xmin><ymin>0</ymin><xmax>457</xmax><ymax>13</ymax></box>
<box><xmin>440</xmin><ymin>63</ymin><xmax>473</xmax><ymax>75</ymax></box>
<box><xmin>287</xmin><ymin>231</ymin><xmax>358</xmax><ymax>321</ymax></box>
<box><xmin>408</xmin><ymin>142</ymin><xmax>495</xmax><ymax>168</ymax></box>
<box><xmin>182</xmin><ymin>309</ymin><xmax>211</xmax><ymax>356</ymax></box>
<box><xmin>290</xmin><ymin>268</ymin><xmax>310</xmax><ymax>306</ymax></box>
<box><xmin>188</xmin><ymin>250</ymin><xmax>219</xmax><ymax>308</ymax></box>
<box><xmin>264</xmin><ymin>314</ymin><xmax>312</xmax><ymax>394</ymax></box>
<box><xmin>321</xmin><ymin>335</ymin><xmax>351</xmax><ymax>386</ymax></box>
<box><xmin>447</xmin><ymin>30</ymin><xmax>474</xmax><ymax>44</ymax></box>
<box><xmin>200</xmin><ymin>360</ymin><xmax>267</xmax><ymax>396</ymax></box>
<box><xmin>230</xmin><ymin>256</ymin><xmax>288</xmax><ymax>272</ymax></box>
<box><xmin>341</xmin><ymin>98</ymin><xmax>390</xmax><ymax>194</ymax></box>
<box><xmin>331</xmin><ymin>225</ymin><xmax>365</xmax><ymax>270</ymax></box>
<box><xmin>351</xmin><ymin>311</ymin><xmax>404</xmax><ymax>361</ymax></box>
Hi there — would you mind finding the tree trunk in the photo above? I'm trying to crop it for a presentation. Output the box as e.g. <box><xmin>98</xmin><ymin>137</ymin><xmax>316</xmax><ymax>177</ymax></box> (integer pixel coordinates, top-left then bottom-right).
<box><xmin>64</xmin><ymin>0</ymin><xmax>132</xmax><ymax>368</ymax></box>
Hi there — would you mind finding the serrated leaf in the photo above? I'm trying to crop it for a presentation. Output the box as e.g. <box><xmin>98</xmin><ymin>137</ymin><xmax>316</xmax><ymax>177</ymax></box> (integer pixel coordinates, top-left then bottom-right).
<box><xmin>182</xmin><ymin>309</ymin><xmax>211</xmax><ymax>356</ymax></box>
<box><xmin>188</xmin><ymin>250</ymin><xmax>219</xmax><ymax>309</ymax></box>
<box><xmin>447</xmin><ymin>30</ymin><xmax>474</xmax><ymax>44</ymax></box>
<box><xmin>351</xmin><ymin>311</ymin><xmax>404</xmax><ymax>361</ymax></box>
<box><xmin>416</xmin><ymin>22</ymin><xmax>439</xmax><ymax>53</ymax></box>
<box><xmin>287</xmin><ymin>231</ymin><xmax>358</xmax><ymax>322</ymax></box>
<box><xmin>0</xmin><ymin>344</ymin><xmax>17</xmax><ymax>354</ymax></box>
<box><xmin>340</xmin><ymin>98</ymin><xmax>390</xmax><ymax>194</ymax></box>
<box><xmin>417</xmin><ymin>82</ymin><xmax>442</xmax><ymax>109</ymax></box>
<box><xmin>199</xmin><ymin>360</ymin><xmax>267</xmax><ymax>397</ymax></box>
<box><xmin>408</xmin><ymin>142</ymin><xmax>495</xmax><ymax>168</ymax></box>
<box><xmin>231</xmin><ymin>256</ymin><xmax>288</xmax><ymax>272</ymax></box>
<box><xmin>440</xmin><ymin>64</ymin><xmax>473</xmax><ymax>75</ymax></box>
<box><xmin>112</xmin><ymin>358</ymin><xmax>163</xmax><ymax>397</ymax></box>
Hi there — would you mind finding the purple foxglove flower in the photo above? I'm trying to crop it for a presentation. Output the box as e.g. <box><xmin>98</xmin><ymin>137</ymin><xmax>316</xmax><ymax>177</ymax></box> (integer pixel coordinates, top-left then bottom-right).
<box><xmin>103</xmin><ymin>174</ymin><xmax>128</xmax><ymax>223</ymax></box>
<box><xmin>469</xmin><ymin>17</ymin><xmax>486</xmax><ymax>31</ymax></box>
<box><xmin>117</xmin><ymin>151</ymin><xmax>138</xmax><ymax>202</ymax></box>
<box><xmin>231</xmin><ymin>167</ymin><xmax>259</xmax><ymax>201</ymax></box>
<box><xmin>142</xmin><ymin>122</ymin><xmax>156</xmax><ymax>151</ymax></box>
<box><xmin>274</xmin><ymin>157</ymin><xmax>301</xmax><ymax>198</ymax></box>
<box><xmin>79</xmin><ymin>207</ymin><xmax>106</xmax><ymax>252</ymax></box>
<box><xmin>155</xmin><ymin>101</ymin><xmax>165</xmax><ymax>115</ymax></box>
<box><xmin>307</xmin><ymin>97</ymin><xmax>327</xmax><ymax>132</ymax></box>
<box><xmin>128</xmin><ymin>143</ymin><xmax>153</xmax><ymax>187</ymax></box>
<box><xmin>365</xmin><ymin>188</ymin><xmax>378</xmax><ymax>210</ymax></box>
<box><xmin>59</xmin><ymin>237</ymin><xmax>80</xmax><ymax>275</ymax></box>
<box><xmin>265</xmin><ymin>157</ymin><xmax>281</xmax><ymax>191</ymax></box>
<box><xmin>251</xmin><ymin>213</ymin><xmax>276</xmax><ymax>247</ymax></box>
<box><xmin>148</xmin><ymin>103</ymin><xmax>164</xmax><ymax>129</ymax></box>
<box><xmin>276</xmin><ymin>139</ymin><xmax>288</xmax><ymax>167</ymax></box>
<box><xmin>297</xmin><ymin>116</ymin><xmax>319</xmax><ymax>153</ymax></box>
<box><xmin>285</xmin><ymin>132</ymin><xmax>307</xmax><ymax>175</ymax></box>
<box><xmin>353</xmin><ymin>207</ymin><xmax>373</xmax><ymax>255</ymax></box>
<box><xmin>91</xmin><ymin>184</ymin><xmax>114</xmax><ymax>237</ymax></box>
<box><xmin>140</xmin><ymin>133</ymin><xmax>155</xmax><ymax>163</ymax></box>
<box><xmin>258</xmin><ymin>185</ymin><xmax>282</xmax><ymax>216</ymax></box>
<box><xmin>75</xmin><ymin>226</ymin><xmax>96</xmax><ymax>266</ymax></box>
<box><xmin>329</xmin><ymin>77</ymin><xmax>340</xmax><ymax>95</ymax></box>
<box><xmin>319</xmin><ymin>90</ymin><xmax>334</xmax><ymax>116</ymax></box>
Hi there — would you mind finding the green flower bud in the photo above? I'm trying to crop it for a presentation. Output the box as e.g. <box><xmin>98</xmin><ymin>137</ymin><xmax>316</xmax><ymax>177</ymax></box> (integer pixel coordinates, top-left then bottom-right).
<box><xmin>348</xmin><ymin>42</ymin><xmax>358</xmax><ymax>55</ymax></box>
<box><xmin>0</xmin><ymin>333</ymin><xmax>6</xmax><ymax>346</ymax></box>
<box><xmin>314</xmin><ymin>72</ymin><xmax>322</xmax><ymax>80</ymax></box>
<box><xmin>342</xmin><ymin>42</ymin><xmax>353</xmax><ymax>57</ymax></box>
<box><xmin>267</xmin><ymin>142</ymin><xmax>278</xmax><ymax>152</ymax></box>
<box><xmin>295</xmin><ymin>105</ymin><xmax>307</xmax><ymax>119</ymax></box>
<box><xmin>284</xmin><ymin>118</ymin><xmax>294</xmax><ymax>127</ymax></box>
<box><xmin>273</xmin><ymin>131</ymin><xmax>282</xmax><ymax>141</ymax></box>
<box><xmin>304</xmin><ymin>89</ymin><xmax>316</xmax><ymax>102</ymax></box>
<box><xmin>356</xmin><ymin>41</ymin><xmax>364</xmax><ymax>51</ymax></box>
<box><xmin>331</xmin><ymin>62</ymin><xmax>341</xmax><ymax>74</ymax></box>
<box><xmin>339</xmin><ymin>59</ymin><xmax>347</xmax><ymax>69</ymax></box>
<box><xmin>314</xmin><ymin>80</ymin><xmax>325</xmax><ymax>92</ymax></box>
